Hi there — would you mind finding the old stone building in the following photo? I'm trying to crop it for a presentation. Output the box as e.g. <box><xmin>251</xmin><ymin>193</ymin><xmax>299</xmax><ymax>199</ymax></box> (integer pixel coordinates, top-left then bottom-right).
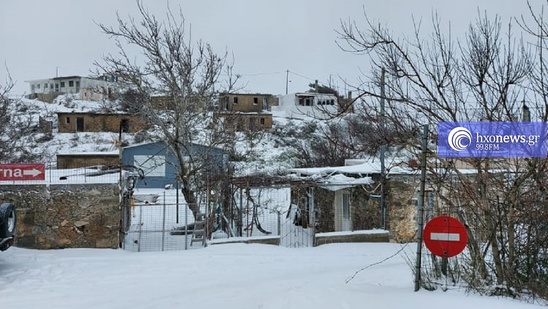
<box><xmin>215</xmin><ymin>93</ymin><xmax>275</xmax><ymax>132</ymax></box>
<box><xmin>57</xmin><ymin>152</ymin><xmax>120</xmax><ymax>169</ymax></box>
<box><xmin>57</xmin><ymin>112</ymin><xmax>148</xmax><ymax>133</ymax></box>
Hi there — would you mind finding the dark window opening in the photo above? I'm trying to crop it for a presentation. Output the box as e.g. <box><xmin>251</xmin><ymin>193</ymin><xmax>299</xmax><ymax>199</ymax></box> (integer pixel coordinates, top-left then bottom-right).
<box><xmin>60</xmin><ymin>82</ymin><xmax>65</xmax><ymax>88</ymax></box>
<box><xmin>66</xmin><ymin>117</ymin><xmax>70</xmax><ymax>124</ymax></box>
<box><xmin>233</xmin><ymin>97</ymin><xmax>238</xmax><ymax>104</ymax></box>
<box><xmin>76</xmin><ymin>117</ymin><xmax>84</xmax><ymax>132</ymax></box>
<box><xmin>253</xmin><ymin>97</ymin><xmax>258</xmax><ymax>104</ymax></box>
<box><xmin>260</xmin><ymin>118</ymin><xmax>265</xmax><ymax>125</ymax></box>
<box><xmin>69</xmin><ymin>81</ymin><xmax>74</xmax><ymax>87</ymax></box>
<box><xmin>120</xmin><ymin>119</ymin><xmax>129</xmax><ymax>133</ymax></box>
<box><xmin>248</xmin><ymin>117</ymin><xmax>254</xmax><ymax>131</ymax></box>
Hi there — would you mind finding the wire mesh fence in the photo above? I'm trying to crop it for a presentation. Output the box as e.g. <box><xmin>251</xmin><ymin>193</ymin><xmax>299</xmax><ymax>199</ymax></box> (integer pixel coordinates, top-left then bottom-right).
<box><xmin>122</xmin><ymin>202</ymin><xmax>195</xmax><ymax>252</ymax></box>
<box><xmin>120</xmin><ymin>187</ymin><xmax>316</xmax><ymax>252</ymax></box>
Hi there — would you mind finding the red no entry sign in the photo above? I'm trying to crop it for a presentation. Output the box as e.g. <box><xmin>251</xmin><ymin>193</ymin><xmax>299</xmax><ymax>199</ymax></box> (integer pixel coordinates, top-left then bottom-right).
<box><xmin>423</xmin><ymin>216</ymin><xmax>468</xmax><ymax>257</ymax></box>
<box><xmin>0</xmin><ymin>163</ymin><xmax>45</xmax><ymax>181</ymax></box>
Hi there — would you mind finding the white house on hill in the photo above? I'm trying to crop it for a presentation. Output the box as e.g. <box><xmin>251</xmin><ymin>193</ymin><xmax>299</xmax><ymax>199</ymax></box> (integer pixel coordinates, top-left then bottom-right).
<box><xmin>275</xmin><ymin>92</ymin><xmax>339</xmax><ymax>119</ymax></box>
<box><xmin>26</xmin><ymin>75</ymin><xmax>118</xmax><ymax>102</ymax></box>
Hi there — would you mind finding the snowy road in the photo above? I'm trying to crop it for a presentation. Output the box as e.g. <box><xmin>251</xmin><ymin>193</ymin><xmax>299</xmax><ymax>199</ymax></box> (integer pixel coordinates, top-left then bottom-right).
<box><xmin>0</xmin><ymin>243</ymin><xmax>542</xmax><ymax>308</ymax></box>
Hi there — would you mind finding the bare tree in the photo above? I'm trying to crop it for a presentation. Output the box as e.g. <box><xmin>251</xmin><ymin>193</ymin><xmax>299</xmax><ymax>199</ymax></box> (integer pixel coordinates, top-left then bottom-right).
<box><xmin>339</xmin><ymin>7</ymin><xmax>548</xmax><ymax>299</ymax></box>
<box><xmin>0</xmin><ymin>71</ymin><xmax>39</xmax><ymax>163</ymax></box>
<box><xmin>96</xmin><ymin>2</ymin><xmax>239</xmax><ymax>220</ymax></box>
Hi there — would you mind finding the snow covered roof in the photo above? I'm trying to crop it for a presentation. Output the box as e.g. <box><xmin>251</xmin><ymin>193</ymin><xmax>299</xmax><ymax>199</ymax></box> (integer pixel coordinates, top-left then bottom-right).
<box><xmin>289</xmin><ymin>161</ymin><xmax>416</xmax><ymax>177</ymax></box>
<box><xmin>57</xmin><ymin>151</ymin><xmax>119</xmax><ymax>156</ymax></box>
<box><xmin>315</xmin><ymin>174</ymin><xmax>373</xmax><ymax>191</ymax></box>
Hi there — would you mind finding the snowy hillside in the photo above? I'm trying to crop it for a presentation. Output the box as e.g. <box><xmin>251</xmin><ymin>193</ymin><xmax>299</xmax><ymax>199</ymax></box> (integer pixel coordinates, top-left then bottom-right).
<box><xmin>10</xmin><ymin>95</ymin><xmax>314</xmax><ymax>174</ymax></box>
<box><xmin>11</xmin><ymin>95</ymin><xmax>133</xmax><ymax>165</ymax></box>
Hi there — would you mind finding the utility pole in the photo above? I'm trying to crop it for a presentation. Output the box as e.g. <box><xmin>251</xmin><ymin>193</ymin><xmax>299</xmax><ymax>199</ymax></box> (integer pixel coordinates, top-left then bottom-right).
<box><xmin>285</xmin><ymin>70</ymin><xmax>289</xmax><ymax>95</ymax></box>
<box><xmin>414</xmin><ymin>124</ymin><xmax>429</xmax><ymax>292</ymax></box>
<box><xmin>380</xmin><ymin>69</ymin><xmax>387</xmax><ymax>230</ymax></box>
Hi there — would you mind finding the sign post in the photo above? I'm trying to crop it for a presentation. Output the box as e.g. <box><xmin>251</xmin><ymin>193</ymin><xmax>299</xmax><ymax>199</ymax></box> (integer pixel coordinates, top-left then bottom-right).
<box><xmin>423</xmin><ymin>216</ymin><xmax>468</xmax><ymax>258</ymax></box>
<box><xmin>0</xmin><ymin>163</ymin><xmax>45</xmax><ymax>181</ymax></box>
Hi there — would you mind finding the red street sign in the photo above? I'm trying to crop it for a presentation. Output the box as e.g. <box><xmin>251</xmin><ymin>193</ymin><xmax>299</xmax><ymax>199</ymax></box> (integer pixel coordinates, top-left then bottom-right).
<box><xmin>423</xmin><ymin>216</ymin><xmax>468</xmax><ymax>258</ymax></box>
<box><xmin>0</xmin><ymin>163</ymin><xmax>45</xmax><ymax>181</ymax></box>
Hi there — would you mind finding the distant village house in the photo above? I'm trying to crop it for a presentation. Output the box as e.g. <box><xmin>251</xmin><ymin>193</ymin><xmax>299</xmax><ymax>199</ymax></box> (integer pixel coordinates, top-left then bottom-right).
<box><xmin>26</xmin><ymin>75</ymin><xmax>118</xmax><ymax>102</ymax></box>
<box><xmin>275</xmin><ymin>92</ymin><xmax>339</xmax><ymax>118</ymax></box>
<box><xmin>215</xmin><ymin>93</ymin><xmax>275</xmax><ymax>131</ymax></box>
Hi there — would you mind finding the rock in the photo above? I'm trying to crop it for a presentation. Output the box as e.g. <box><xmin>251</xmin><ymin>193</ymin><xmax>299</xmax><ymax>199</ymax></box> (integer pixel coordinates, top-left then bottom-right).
<box><xmin>74</xmin><ymin>220</ymin><xmax>89</xmax><ymax>228</ymax></box>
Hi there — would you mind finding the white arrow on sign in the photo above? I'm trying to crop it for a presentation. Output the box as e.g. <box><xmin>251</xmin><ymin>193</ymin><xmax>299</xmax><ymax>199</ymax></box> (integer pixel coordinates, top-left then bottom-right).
<box><xmin>23</xmin><ymin>168</ymin><xmax>43</xmax><ymax>177</ymax></box>
<box><xmin>430</xmin><ymin>232</ymin><xmax>460</xmax><ymax>241</ymax></box>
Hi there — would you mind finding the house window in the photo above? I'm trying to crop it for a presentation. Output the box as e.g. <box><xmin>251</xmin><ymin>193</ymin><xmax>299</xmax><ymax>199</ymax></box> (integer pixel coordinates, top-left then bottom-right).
<box><xmin>66</xmin><ymin>117</ymin><xmax>70</xmax><ymax>124</ymax></box>
<box><xmin>60</xmin><ymin>82</ymin><xmax>65</xmax><ymax>88</ymax></box>
<box><xmin>260</xmin><ymin>118</ymin><xmax>265</xmax><ymax>125</ymax></box>
<box><xmin>253</xmin><ymin>97</ymin><xmax>258</xmax><ymax>104</ymax></box>
<box><xmin>36</xmin><ymin>84</ymin><xmax>40</xmax><ymax>89</ymax></box>
<box><xmin>69</xmin><ymin>81</ymin><xmax>74</xmax><ymax>87</ymax></box>
<box><xmin>342</xmin><ymin>192</ymin><xmax>350</xmax><ymax>220</ymax></box>
<box><xmin>233</xmin><ymin>97</ymin><xmax>238</xmax><ymax>104</ymax></box>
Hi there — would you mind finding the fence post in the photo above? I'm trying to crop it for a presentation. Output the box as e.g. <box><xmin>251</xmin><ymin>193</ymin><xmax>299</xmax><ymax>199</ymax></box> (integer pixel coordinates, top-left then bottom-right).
<box><xmin>184</xmin><ymin>202</ymin><xmax>188</xmax><ymax>250</ymax></box>
<box><xmin>137</xmin><ymin>204</ymin><xmax>143</xmax><ymax>252</ymax></box>
<box><xmin>161</xmin><ymin>191</ymin><xmax>166</xmax><ymax>251</ymax></box>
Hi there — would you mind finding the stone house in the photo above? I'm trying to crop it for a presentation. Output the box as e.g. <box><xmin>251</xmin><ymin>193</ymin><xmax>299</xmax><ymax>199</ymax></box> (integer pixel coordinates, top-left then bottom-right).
<box><xmin>215</xmin><ymin>93</ymin><xmax>276</xmax><ymax>131</ymax></box>
<box><xmin>289</xmin><ymin>159</ymin><xmax>421</xmax><ymax>242</ymax></box>
<box><xmin>57</xmin><ymin>112</ymin><xmax>148</xmax><ymax>133</ymax></box>
<box><xmin>57</xmin><ymin>152</ymin><xmax>120</xmax><ymax>169</ymax></box>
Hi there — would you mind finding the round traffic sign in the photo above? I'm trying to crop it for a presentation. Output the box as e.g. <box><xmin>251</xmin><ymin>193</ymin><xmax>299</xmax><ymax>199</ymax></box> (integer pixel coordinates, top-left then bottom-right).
<box><xmin>423</xmin><ymin>216</ymin><xmax>468</xmax><ymax>257</ymax></box>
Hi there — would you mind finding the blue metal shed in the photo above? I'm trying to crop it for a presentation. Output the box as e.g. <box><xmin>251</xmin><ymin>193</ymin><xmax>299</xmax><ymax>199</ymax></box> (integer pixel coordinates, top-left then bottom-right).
<box><xmin>121</xmin><ymin>141</ymin><xmax>228</xmax><ymax>188</ymax></box>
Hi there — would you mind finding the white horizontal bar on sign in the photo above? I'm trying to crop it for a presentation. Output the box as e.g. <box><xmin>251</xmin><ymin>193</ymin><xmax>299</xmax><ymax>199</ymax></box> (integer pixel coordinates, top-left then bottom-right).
<box><xmin>430</xmin><ymin>232</ymin><xmax>460</xmax><ymax>241</ymax></box>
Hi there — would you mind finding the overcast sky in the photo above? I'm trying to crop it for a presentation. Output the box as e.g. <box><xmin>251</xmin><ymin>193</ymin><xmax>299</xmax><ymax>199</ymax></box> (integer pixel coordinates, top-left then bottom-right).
<box><xmin>0</xmin><ymin>0</ymin><xmax>535</xmax><ymax>96</ymax></box>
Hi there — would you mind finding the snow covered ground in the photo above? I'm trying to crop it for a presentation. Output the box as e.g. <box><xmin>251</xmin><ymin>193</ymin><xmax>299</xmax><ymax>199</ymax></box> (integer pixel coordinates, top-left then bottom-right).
<box><xmin>0</xmin><ymin>243</ymin><xmax>544</xmax><ymax>308</ymax></box>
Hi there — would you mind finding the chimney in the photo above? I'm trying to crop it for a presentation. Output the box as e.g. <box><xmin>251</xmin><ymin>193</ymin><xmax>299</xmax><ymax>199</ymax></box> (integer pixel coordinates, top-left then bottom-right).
<box><xmin>347</xmin><ymin>91</ymin><xmax>352</xmax><ymax>99</ymax></box>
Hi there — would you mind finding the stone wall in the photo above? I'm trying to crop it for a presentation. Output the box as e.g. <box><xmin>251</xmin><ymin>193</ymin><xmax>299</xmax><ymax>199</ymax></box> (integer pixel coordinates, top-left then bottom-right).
<box><xmin>0</xmin><ymin>184</ymin><xmax>120</xmax><ymax>249</ymax></box>
<box><xmin>56</xmin><ymin>154</ymin><xmax>120</xmax><ymax>169</ymax></box>
<box><xmin>387</xmin><ymin>176</ymin><xmax>420</xmax><ymax>242</ymax></box>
